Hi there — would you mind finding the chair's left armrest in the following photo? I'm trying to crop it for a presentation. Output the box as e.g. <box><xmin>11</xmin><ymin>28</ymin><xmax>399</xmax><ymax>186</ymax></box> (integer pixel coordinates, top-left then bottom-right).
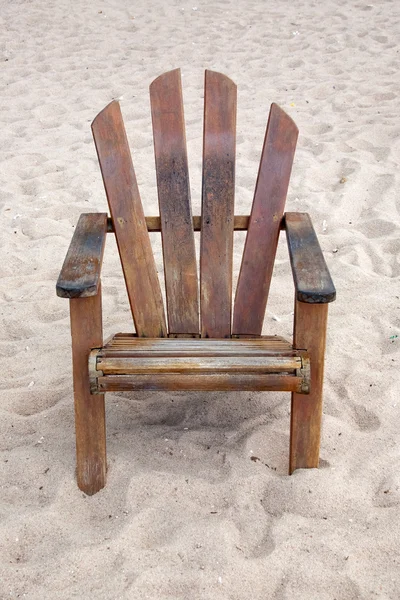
<box><xmin>56</xmin><ymin>213</ymin><xmax>108</xmax><ymax>298</ymax></box>
<box><xmin>284</xmin><ymin>212</ymin><xmax>336</xmax><ymax>303</ymax></box>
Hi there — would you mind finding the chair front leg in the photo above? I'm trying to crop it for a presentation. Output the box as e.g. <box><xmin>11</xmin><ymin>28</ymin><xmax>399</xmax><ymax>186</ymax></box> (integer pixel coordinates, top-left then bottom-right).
<box><xmin>289</xmin><ymin>300</ymin><xmax>328</xmax><ymax>474</ymax></box>
<box><xmin>69</xmin><ymin>283</ymin><xmax>106</xmax><ymax>494</ymax></box>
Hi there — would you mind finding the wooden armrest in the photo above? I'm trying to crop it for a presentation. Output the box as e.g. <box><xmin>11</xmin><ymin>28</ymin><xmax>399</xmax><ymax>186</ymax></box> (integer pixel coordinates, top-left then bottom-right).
<box><xmin>56</xmin><ymin>213</ymin><xmax>108</xmax><ymax>298</ymax></box>
<box><xmin>284</xmin><ymin>212</ymin><xmax>336</xmax><ymax>303</ymax></box>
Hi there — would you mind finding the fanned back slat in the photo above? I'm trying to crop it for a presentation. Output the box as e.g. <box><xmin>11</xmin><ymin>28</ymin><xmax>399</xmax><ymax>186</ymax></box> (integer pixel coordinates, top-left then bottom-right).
<box><xmin>91</xmin><ymin>101</ymin><xmax>167</xmax><ymax>338</ymax></box>
<box><xmin>150</xmin><ymin>69</ymin><xmax>199</xmax><ymax>335</ymax></box>
<box><xmin>233</xmin><ymin>103</ymin><xmax>298</xmax><ymax>336</ymax></box>
<box><xmin>200</xmin><ymin>70</ymin><xmax>237</xmax><ymax>338</ymax></box>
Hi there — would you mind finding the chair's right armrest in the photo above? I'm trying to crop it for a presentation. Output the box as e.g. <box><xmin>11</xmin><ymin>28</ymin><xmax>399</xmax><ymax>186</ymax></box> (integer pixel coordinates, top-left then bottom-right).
<box><xmin>284</xmin><ymin>212</ymin><xmax>336</xmax><ymax>304</ymax></box>
<box><xmin>56</xmin><ymin>213</ymin><xmax>108</xmax><ymax>298</ymax></box>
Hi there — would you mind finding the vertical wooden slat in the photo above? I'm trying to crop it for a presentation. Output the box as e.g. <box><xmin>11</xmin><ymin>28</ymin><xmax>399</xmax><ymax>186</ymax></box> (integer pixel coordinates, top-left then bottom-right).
<box><xmin>70</xmin><ymin>288</ymin><xmax>106</xmax><ymax>495</ymax></box>
<box><xmin>200</xmin><ymin>70</ymin><xmax>237</xmax><ymax>338</ymax></box>
<box><xmin>150</xmin><ymin>69</ymin><xmax>199</xmax><ymax>335</ymax></box>
<box><xmin>233</xmin><ymin>104</ymin><xmax>298</xmax><ymax>335</ymax></box>
<box><xmin>290</xmin><ymin>301</ymin><xmax>328</xmax><ymax>474</ymax></box>
<box><xmin>91</xmin><ymin>101</ymin><xmax>167</xmax><ymax>338</ymax></box>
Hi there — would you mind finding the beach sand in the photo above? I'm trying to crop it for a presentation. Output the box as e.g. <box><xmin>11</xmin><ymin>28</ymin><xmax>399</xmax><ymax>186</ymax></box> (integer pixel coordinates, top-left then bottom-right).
<box><xmin>0</xmin><ymin>0</ymin><xmax>399</xmax><ymax>597</ymax></box>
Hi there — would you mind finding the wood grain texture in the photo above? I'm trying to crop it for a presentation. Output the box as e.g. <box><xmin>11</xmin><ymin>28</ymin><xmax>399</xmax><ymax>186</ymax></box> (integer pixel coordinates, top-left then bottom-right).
<box><xmin>233</xmin><ymin>104</ymin><xmax>298</xmax><ymax>335</ymax></box>
<box><xmin>57</xmin><ymin>213</ymin><xmax>107</xmax><ymax>298</ymax></box>
<box><xmin>97</xmin><ymin>355</ymin><xmax>302</xmax><ymax>374</ymax></box>
<box><xmin>104</xmin><ymin>334</ymin><xmax>294</xmax><ymax>354</ymax></box>
<box><xmin>107</xmin><ymin>215</ymin><xmax>262</xmax><ymax>233</ymax></box>
<box><xmin>70</xmin><ymin>288</ymin><xmax>106</xmax><ymax>495</ymax></box>
<box><xmin>90</xmin><ymin>333</ymin><xmax>310</xmax><ymax>394</ymax></box>
<box><xmin>200</xmin><ymin>70</ymin><xmax>237</xmax><ymax>338</ymax></box>
<box><xmin>150</xmin><ymin>69</ymin><xmax>199</xmax><ymax>335</ymax></box>
<box><xmin>290</xmin><ymin>301</ymin><xmax>328</xmax><ymax>474</ymax></box>
<box><xmin>92</xmin><ymin>101</ymin><xmax>167</xmax><ymax>337</ymax></box>
<box><xmin>96</xmin><ymin>374</ymin><xmax>304</xmax><ymax>393</ymax></box>
<box><xmin>285</xmin><ymin>212</ymin><xmax>336</xmax><ymax>303</ymax></box>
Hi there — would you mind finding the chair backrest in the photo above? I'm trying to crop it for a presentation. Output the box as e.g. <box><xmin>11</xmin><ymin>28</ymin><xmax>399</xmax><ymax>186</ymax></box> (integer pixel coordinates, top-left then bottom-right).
<box><xmin>91</xmin><ymin>69</ymin><xmax>298</xmax><ymax>338</ymax></box>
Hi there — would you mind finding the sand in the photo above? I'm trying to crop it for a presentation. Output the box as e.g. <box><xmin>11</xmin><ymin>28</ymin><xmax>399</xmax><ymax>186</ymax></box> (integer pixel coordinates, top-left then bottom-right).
<box><xmin>1</xmin><ymin>0</ymin><xmax>399</xmax><ymax>597</ymax></box>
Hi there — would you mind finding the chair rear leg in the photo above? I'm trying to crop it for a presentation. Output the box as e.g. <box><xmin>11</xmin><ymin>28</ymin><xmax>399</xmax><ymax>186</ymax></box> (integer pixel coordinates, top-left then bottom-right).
<box><xmin>69</xmin><ymin>287</ymin><xmax>106</xmax><ymax>494</ymax></box>
<box><xmin>289</xmin><ymin>301</ymin><xmax>328</xmax><ymax>474</ymax></box>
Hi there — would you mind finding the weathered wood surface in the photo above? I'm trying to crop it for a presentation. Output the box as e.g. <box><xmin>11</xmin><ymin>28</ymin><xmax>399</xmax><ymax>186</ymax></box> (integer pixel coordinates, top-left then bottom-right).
<box><xmin>107</xmin><ymin>215</ymin><xmax>264</xmax><ymax>233</ymax></box>
<box><xmin>97</xmin><ymin>355</ymin><xmax>302</xmax><ymax>374</ymax></box>
<box><xmin>57</xmin><ymin>213</ymin><xmax>107</xmax><ymax>298</ymax></box>
<box><xmin>96</xmin><ymin>373</ymin><xmax>304</xmax><ymax>393</ymax></box>
<box><xmin>105</xmin><ymin>333</ymin><xmax>293</xmax><ymax>354</ymax></box>
<box><xmin>70</xmin><ymin>289</ymin><xmax>106</xmax><ymax>495</ymax></box>
<box><xmin>90</xmin><ymin>333</ymin><xmax>310</xmax><ymax>394</ymax></box>
<box><xmin>290</xmin><ymin>301</ymin><xmax>328</xmax><ymax>474</ymax></box>
<box><xmin>92</xmin><ymin>101</ymin><xmax>167</xmax><ymax>337</ymax></box>
<box><xmin>150</xmin><ymin>69</ymin><xmax>199</xmax><ymax>335</ymax></box>
<box><xmin>285</xmin><ymin>212</ymin><xmax>336</xmax><ymax>303</ymax></box>
<box><xmin>233</xmin><ymin>104</ymin><xmax>298</xmax><ymax>336</ymax></box>
<box><xmin>200</xmin><ymin>70</ymin><xmax>237</xmax><ymax>338</ymax></box>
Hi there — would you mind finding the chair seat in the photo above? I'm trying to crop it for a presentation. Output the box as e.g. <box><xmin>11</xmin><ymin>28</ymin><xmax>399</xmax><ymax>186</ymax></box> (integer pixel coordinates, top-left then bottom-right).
<box><xmin>89</xmin><ymin>334</ymin><xmax>310</xmax><ymax>394</ymax></box>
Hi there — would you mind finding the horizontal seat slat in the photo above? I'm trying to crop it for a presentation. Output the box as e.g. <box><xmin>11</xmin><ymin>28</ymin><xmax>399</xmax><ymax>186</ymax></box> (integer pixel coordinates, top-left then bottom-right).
<box><xmin>106</xmin><ymin>343</ymin><xmax>293</xmax><ymax>350</ymax></box>
<box><xmin>99</xmin><ymin>335</ymin><xmax>295</xmax><ymax>358</ymax></box>
<box><xmin>96</xmin><ymin>374</ymin><xmax>304</xmax><ymax>393</ymax></box>
<box><xmin>97</xmin><ymin>356</ymin><xmax>301</xmax><ymax>374</ymax></box>
<box><xmin>98</xmin><ymin>349</ymin><xmax>296</xmax><ymax>360</ymax></box>
<box><xmin>109</xmin><ymin>336</ymin><xmax>289</xmax><ymax>343</ymax></box>
<box><xmin>106</xmin><ymin>334</ymin><xmax>292</xmax><ymax>347</ymax></box>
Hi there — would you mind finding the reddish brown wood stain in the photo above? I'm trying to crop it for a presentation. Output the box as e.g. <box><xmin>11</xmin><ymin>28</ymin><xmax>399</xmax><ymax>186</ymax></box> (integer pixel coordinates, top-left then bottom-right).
<box><xmin>233</xmin><ymin>104</ymin><xmax>298</xmax><ymax>335</ymax></box>
<box><xmin>92</xmin><ymin>101</ymin><xmax>167</xmax><ymax>337</ymax></box>
<box><xmin>200</xmin><ymin>70</ymin><xmax>237</xmax><ymax>338</ymax></box>
<box><xmin>70</xmin><ymin>290</ymin><xmax>106</xmax><ymax>495</ymax></box>
<box><xmin>150</xmin><ymin>69</ymin><xmax>199</xmax><ymax>335</ymax></box>
<box><xmin>290</xmin><ymin>302</ymin><xmax>329</xmax><ymax>473</ymax></box>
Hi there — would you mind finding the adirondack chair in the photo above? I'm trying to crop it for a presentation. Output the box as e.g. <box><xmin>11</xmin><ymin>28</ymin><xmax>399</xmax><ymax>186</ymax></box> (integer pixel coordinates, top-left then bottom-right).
<box><xmin>56</xmin><ymin>69</ymin><xmax>335</xmax><ymax>495</ymax></box>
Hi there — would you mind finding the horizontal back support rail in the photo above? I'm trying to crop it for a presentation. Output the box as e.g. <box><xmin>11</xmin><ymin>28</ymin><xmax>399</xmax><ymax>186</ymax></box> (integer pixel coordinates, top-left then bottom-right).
<box><xmin>107</xmin><ymin>216</ymin><xmax>286</xmax><ymax>233</ymax></box>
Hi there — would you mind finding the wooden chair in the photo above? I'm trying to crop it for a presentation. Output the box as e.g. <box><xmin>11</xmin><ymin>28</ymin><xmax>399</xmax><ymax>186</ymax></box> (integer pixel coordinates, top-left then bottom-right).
<box><xmin>56</xmin><ymin>69</ymin><xmax>336</xmax><ymax>495</ymax></box>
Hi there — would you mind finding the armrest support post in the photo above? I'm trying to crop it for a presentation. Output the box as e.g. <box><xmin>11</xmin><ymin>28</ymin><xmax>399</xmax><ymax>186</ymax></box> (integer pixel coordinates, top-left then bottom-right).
<box><xmin>70</xmin><ymin>286</ymin><xmax>106</xmax><ymax>494</ymax></box>
<box><xmin>290</xmin><ymin>300</ymin><xmax>328</xmax><ymax>473</ymax></box>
